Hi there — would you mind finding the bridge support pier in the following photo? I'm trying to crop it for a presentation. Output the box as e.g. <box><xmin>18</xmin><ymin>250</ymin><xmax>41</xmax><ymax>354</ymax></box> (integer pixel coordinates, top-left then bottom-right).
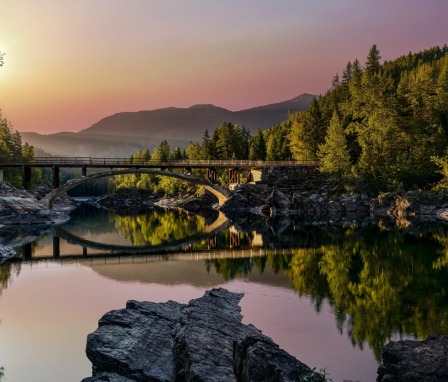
<box><xmin>229</xmin><ymin>168</ymin><xmax>240</xmax><ymax>184</ymax></box>
<box><xmin>22</xmin><ymin>165</ymin><xmax>31</xmax><ymax>189</ymax></box>
<box><xmin>206</xmin><ymin>168</ymin><xmax>217</xmax><ymax>183</ymax></box>
<box><xmin>0</xmin><ymin>168</ymin><xmax>3</xmax><ymax>182</ymax></box>
<box><xmin>52</xmin><ymin>166</ymin><xmax>60</xmax><ymax>188</ymax></box>
<box><xmin>230</xmin><ymin>231</ymin><xmax>241</xmax><ymax>248</ymax></box>
<box><xmin>82</xmin><ymin>166</ymin><xmax>87</xmax><ymax>177</ymax></box>
<box><xmin>53</xmin><ymin>236</ymin><xmax>60</xmax><ymax>258</ymax></box>
<box><xmin>208</xmin><ymin>235</ymin><xmax>217</xmax><ymax>250</ymax></box>
<box><xmin>23</xmin><ymin>242</ymin><xmax>32</xmax><ymax>260</ymax></box>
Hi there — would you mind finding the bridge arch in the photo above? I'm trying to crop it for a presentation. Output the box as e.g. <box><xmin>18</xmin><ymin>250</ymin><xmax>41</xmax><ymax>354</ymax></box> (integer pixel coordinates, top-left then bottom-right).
<box><xmin>44</xmin><ymin>169</ymin><xmax>232</xmax><ymax>210</ymax></box>
<box><xmin>53</xmin><ymin>211</ymin><xmax>229</xmax><ymax>253</ymax></box>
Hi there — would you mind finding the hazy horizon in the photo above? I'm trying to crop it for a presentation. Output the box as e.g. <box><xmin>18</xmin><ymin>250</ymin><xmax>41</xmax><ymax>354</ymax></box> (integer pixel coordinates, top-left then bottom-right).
<box><xmin>1</xmin><ymin>0</ymin><xmax>448</xmax><ymax>134</ymax></box>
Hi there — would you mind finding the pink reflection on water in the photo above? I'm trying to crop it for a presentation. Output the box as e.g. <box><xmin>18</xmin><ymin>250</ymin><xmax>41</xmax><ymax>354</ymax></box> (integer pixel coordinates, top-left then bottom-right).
<box><xmin>0</xmin><ymin>261</ymin><xmax>378</xmax><ymax>382</ymax></box>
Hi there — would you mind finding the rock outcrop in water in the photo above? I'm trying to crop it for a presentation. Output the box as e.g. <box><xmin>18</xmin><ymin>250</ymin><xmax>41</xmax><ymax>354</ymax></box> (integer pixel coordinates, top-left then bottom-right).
<box><xmin>377</xmin><ymin>334</ymin><xmax>448</xmax><ymax>382</ymax></box>
<box><xmin>0</xmin><ymin>181</ymin><xmax>73</xmax><ymax>227</ymax></box>
<box><xmin>83</xmin><ymin>288</ymin><xmax>323</xmax><ymax>382</ymax></box>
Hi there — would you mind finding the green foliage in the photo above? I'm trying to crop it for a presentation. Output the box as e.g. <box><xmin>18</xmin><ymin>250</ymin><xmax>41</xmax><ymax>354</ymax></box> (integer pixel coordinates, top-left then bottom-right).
<box><xmin>113</xmin><ymin>209</ymin><xmax>206</xmax><ymax>246</ymax></box>
<box><xmin>211</xmin><ymin>122</ymin><xmax>250</xmax><ymax>159</ymax></box>
<box><xmin>288</xmin><ymin>44</ymin><xmax>448</xmax><ymax>191</ymax></box>
<box><xmin>318</xmin><ymin>110</ymin><xmax>351</xmax><ymax>181</ymax></box>
<box><xmin>0</xmin><ymin>110</ymin><xmax>41</xmax><ymax>187</ymax></box>
<box><xmin>289</xmin><ymin>98</ymin><xmax>325</xmax><ymax>160</ymax></box>
<box><xmin>249</xmin><ymin>128</ymin><xmax>266</xmax><ymax>160</ymax></box>
<box><xmin>431</xmin><ymin>150</ymin><xmax>448</xmax><ymax>191</ymax></box>
<box><xmin>264</xmin><ymin>121</ymin><xmax>292</xmax><ymax>160</ymax></box>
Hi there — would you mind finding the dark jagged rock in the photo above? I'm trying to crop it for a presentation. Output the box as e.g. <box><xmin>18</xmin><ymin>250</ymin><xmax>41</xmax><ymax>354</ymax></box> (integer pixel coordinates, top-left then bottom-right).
<box><xmin>377</xmin><ymin>334</ymin><xmax>448</xmax><ymax>382</ymax></box>
<box><xmin>220</xmin><ymin>192</ymin><xmax>251</xmax><ymax>212</ymax></box>
<box><xmin>84</xmin><ymin>288</ymin><xmax>322</xmax><ymax>382</ymax></box>
<box><xmin>173</xmin><ymin>289</ymin><xmax>258</xmax><ymax>381</ymax></box>
<box><xmin>82</xmin><ymin>372</ymin><xmax>136</xmax><ymax>382</ymax></box>
<box><xmin>85</xmin><ymin>299</ymin><xmax>183</xmax><ymax>381</ymax></box>
<box><xmin>234</xmin><ymin>332</ymin><xmax>322</xmax><ymax>382</ymax></box>
<box><xmin>96</xmin><ymin>187</ymin><xmax>155</xmax><ymax>213</ymax></box>
<box><xmin>266</xmin><ymin>189</ymin><xmax>292</xmax><ymax>212</ymax></box>
<box><xmin>181</xmin><ymin>191</ymin><xmax>218</xmax><ymax>213</ymax></box>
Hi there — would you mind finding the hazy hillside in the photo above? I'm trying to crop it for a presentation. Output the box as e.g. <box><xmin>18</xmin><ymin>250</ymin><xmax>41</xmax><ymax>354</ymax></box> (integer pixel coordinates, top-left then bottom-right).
<box><xmin>22</xmin><ymin>93</ymin><xmax>315</xmax><ymax>157</ymax></box>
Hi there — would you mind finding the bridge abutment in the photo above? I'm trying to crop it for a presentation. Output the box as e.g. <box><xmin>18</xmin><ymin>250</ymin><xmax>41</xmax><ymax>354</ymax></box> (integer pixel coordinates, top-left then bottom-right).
<box><xmin>52</xmin><ymin>166</ymin><xmax>60</xmax><ymax>188</ymax></box>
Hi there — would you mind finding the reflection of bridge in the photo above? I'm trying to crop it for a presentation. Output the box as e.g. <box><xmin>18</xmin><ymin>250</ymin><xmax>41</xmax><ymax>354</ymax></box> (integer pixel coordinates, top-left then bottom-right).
<box><xmin>52</xmin><ymin>211</ymin><xmax>230</xmax><ymax>254</ymax></box>
<box><xmin>0</xmin><ymin>157</ymin><xmax>318</xmax><ymax>205</ymax></box>
<box><xmin>16</xmin><ymin>245</ymin><xmax>296</xmax><ymax>265</ymax></box>
<box><xmin>44</xmin><ymin>169</ymin><xmax>233</xmax><ymax>209</ymax></box>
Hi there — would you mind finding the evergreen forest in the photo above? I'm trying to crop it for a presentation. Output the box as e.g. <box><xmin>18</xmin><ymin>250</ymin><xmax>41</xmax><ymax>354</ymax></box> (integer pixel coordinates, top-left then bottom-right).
<box><xmin>115</xmin><ymin>44</ymin><xmax>448</xmax><ymax>194</ymax></box>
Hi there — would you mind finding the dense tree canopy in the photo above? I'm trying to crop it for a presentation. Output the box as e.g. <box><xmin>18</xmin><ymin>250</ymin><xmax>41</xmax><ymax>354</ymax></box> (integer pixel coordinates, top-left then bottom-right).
<box><xmin>115</xmin><ymin>44</ymin><xmax>448</xmax><ymax>194</ymax></box>
<box><xmin>288</xmin><ymin>44</ymin><xmax>448</xmax><ymax>191</ymax></box>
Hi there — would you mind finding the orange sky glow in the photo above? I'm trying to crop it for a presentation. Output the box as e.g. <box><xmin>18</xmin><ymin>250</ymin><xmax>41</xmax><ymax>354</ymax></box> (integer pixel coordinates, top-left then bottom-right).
<box><xmin>1</xmin><ymin>0</ymin><xmax>448</xmax><ymax>134</ymax></box>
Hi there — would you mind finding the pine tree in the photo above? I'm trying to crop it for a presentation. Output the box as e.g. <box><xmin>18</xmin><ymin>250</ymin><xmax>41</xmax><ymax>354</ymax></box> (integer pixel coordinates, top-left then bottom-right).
<box><xmin>158</xmin><ymin>140</ymin><xmax>170</xmax><ymax>162</ymax></box>
<box><xmin>318</xmin><ymin>110</ymin><xmax>351</xmax><ymax>179</ymax></box>
<box><xmin>249</xmin><ymin>128</ymin><xmax>266</xmax><ymax>160</ymax></box>
<box><xmin>365</xmin><ymin>44</ymin><xmax>381</xmax><ymax>78</ymax></box>
<box><xmin>289</xmin><ymin>98</ymin><xmax>325</xmax><ymax>160</ymax></box>
<box><xmin>201</xmin><ymin>129</ymin><xmax>214</xmax><ymax>159</ymax></box>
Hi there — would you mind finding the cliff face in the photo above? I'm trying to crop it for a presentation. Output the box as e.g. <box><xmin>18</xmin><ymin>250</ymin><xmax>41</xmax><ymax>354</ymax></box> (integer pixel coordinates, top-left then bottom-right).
<box><xmin>83</xmin><ymin>288</ymin><xmax>324</xmax><ymax>382</ymax></box>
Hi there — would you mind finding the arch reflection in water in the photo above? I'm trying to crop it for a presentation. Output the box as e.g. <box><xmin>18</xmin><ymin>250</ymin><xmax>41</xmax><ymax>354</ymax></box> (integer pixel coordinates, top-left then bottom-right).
<box><xmin>51</xmin><ymin>205</ymin><xmax>229</xmax><ymax>255</ymax></box>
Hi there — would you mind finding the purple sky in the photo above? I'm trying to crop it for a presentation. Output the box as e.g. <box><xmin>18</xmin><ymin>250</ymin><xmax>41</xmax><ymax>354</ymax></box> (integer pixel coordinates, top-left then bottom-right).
<box><xmin>0</xmin><ymin>0</ymin><xmax>447</xmax><ymax>133</ymax></box>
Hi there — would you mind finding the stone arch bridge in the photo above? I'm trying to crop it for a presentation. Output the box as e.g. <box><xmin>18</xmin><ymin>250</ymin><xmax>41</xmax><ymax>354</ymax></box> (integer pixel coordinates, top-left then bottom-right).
<box><xmin>0</xmin><ymin>157</ymin><xmax>319</xmax><ymax>209</ymax></box>
<box><xmin>43</xmin><ymin>168</ymin><xmax>232</xmax><ymax>209</ymax></box>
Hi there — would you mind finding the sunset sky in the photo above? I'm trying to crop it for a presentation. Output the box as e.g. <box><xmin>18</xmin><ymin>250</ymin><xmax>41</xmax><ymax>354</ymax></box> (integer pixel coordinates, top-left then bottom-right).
<box><xmin>1</xmin><ymin>0</ymin><xmax>447</xmax><ymax>134</ymax></box>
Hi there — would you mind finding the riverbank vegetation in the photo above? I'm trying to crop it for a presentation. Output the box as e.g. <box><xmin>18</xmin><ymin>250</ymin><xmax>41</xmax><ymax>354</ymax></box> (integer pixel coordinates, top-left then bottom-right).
<box><xmin>0</xmin><ymin>111</ymin><xmax>41</xmax><ymax>187</ymax></box>
<box><xmin>114</xmin><ymin>44</ymin><xmax>448</xmax><ymax>195</ymax></box>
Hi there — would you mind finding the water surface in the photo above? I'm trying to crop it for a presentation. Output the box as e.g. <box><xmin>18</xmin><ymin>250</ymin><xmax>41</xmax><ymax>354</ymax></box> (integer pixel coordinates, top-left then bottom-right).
<box><xmin>1</xmin><ymin>205</ymin><xmax>447</xmax><ymax>382</ymax></box>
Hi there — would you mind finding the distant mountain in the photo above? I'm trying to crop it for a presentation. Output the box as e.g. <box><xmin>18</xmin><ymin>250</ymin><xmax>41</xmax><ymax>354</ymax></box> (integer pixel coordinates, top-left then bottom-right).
<box><xmin>22</xmin><ymin>93</ymin><xmax>315</xmax><ymax>158</ymax></box>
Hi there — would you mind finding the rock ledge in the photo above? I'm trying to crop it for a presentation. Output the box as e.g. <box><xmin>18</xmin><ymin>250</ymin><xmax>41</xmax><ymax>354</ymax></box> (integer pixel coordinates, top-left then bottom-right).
<box><xmin>377</xmin><ymin>334</ymin><xmax>448</xmax><ymax>382</ymax></box>
<box><xmin>83</xmin><ymin>288</ymin><xmax>323</xmax><ymax>382</ymax></box>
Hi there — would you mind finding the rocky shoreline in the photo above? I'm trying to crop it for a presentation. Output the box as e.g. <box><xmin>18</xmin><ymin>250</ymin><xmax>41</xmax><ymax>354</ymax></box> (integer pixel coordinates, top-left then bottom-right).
<box><xmin>83</xmin><ymin>288</ymin><xmax>325</xmax><ymax>382</ymax></box>
<box><xmin>377</xmin><ymin>334</ymin><xmax>448</xmax><ymax>382</ymax></box>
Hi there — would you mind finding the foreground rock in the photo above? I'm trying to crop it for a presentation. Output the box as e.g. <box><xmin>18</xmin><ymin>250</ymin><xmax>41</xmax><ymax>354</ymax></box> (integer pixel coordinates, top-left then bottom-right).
<box><xmin>377</xmin><ymin>334</ymin><xmax>448</xmax><ymax>382</ymax></box>
<box><xmin>84</xmin><ymin>288</ymin><xmax>323</xmax><ymax>382</ymax></box>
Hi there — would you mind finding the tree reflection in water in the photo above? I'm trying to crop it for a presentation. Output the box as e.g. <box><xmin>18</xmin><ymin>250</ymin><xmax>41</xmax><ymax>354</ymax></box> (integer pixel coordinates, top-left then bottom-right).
<box><xmin>209</xmin><ymin>225</ymin><xmax>448</xmax><ymax>360</ymax></box>
<box><xmin>113</xmin><ymin>209</ymin><xmax>207</xmax><ymax>246</ymax></box>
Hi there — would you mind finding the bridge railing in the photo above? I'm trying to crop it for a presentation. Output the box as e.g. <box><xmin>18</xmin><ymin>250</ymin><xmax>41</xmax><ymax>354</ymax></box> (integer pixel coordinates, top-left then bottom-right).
<box><xmin>2</xmin><ymin>157</ymin><xmax>320</xmax><ymax>167</ymax></box>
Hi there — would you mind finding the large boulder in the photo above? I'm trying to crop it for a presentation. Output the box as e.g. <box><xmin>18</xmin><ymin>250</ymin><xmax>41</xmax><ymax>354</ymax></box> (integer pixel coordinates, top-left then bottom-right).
<box><xmin>220</xmin><ymin>193</ymin><xmax>251</xmax><ymax>212</ymax></box>
<box><xmin>377</xmin><ymin>334</ymin><xmax>448</xmax><ymax>382</ymax></box>
<box><xmin>84</xmin><ymin>288</ymin><xmax>323</xmax><ymax>382</ymax></box>
<box><xmin>265</xmin><ymin>189</ymin><xmax>292</xmax><ymax>211</ymax></box>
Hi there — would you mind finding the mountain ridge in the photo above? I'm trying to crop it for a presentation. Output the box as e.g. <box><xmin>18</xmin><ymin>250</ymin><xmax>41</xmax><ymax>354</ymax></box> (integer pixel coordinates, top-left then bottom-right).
<box><xmin>22</xmin><ymin>93</ymin><xmax>315</xmax><ymax>157</ymax></box>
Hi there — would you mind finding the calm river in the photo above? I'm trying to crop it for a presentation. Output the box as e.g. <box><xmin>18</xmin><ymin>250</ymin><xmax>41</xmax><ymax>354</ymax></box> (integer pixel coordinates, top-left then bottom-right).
<box><xmin>1</xmin><ymin>204</ymin><xmax>448</xmax><ymax>382</ymax></box>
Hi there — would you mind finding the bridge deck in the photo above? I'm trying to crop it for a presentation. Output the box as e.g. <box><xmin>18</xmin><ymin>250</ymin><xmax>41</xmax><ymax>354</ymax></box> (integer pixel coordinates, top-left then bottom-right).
<box><xmin>0</xmin><ymin>157</ymin><xmax>319</xmax><ymax>168</ymax></box>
